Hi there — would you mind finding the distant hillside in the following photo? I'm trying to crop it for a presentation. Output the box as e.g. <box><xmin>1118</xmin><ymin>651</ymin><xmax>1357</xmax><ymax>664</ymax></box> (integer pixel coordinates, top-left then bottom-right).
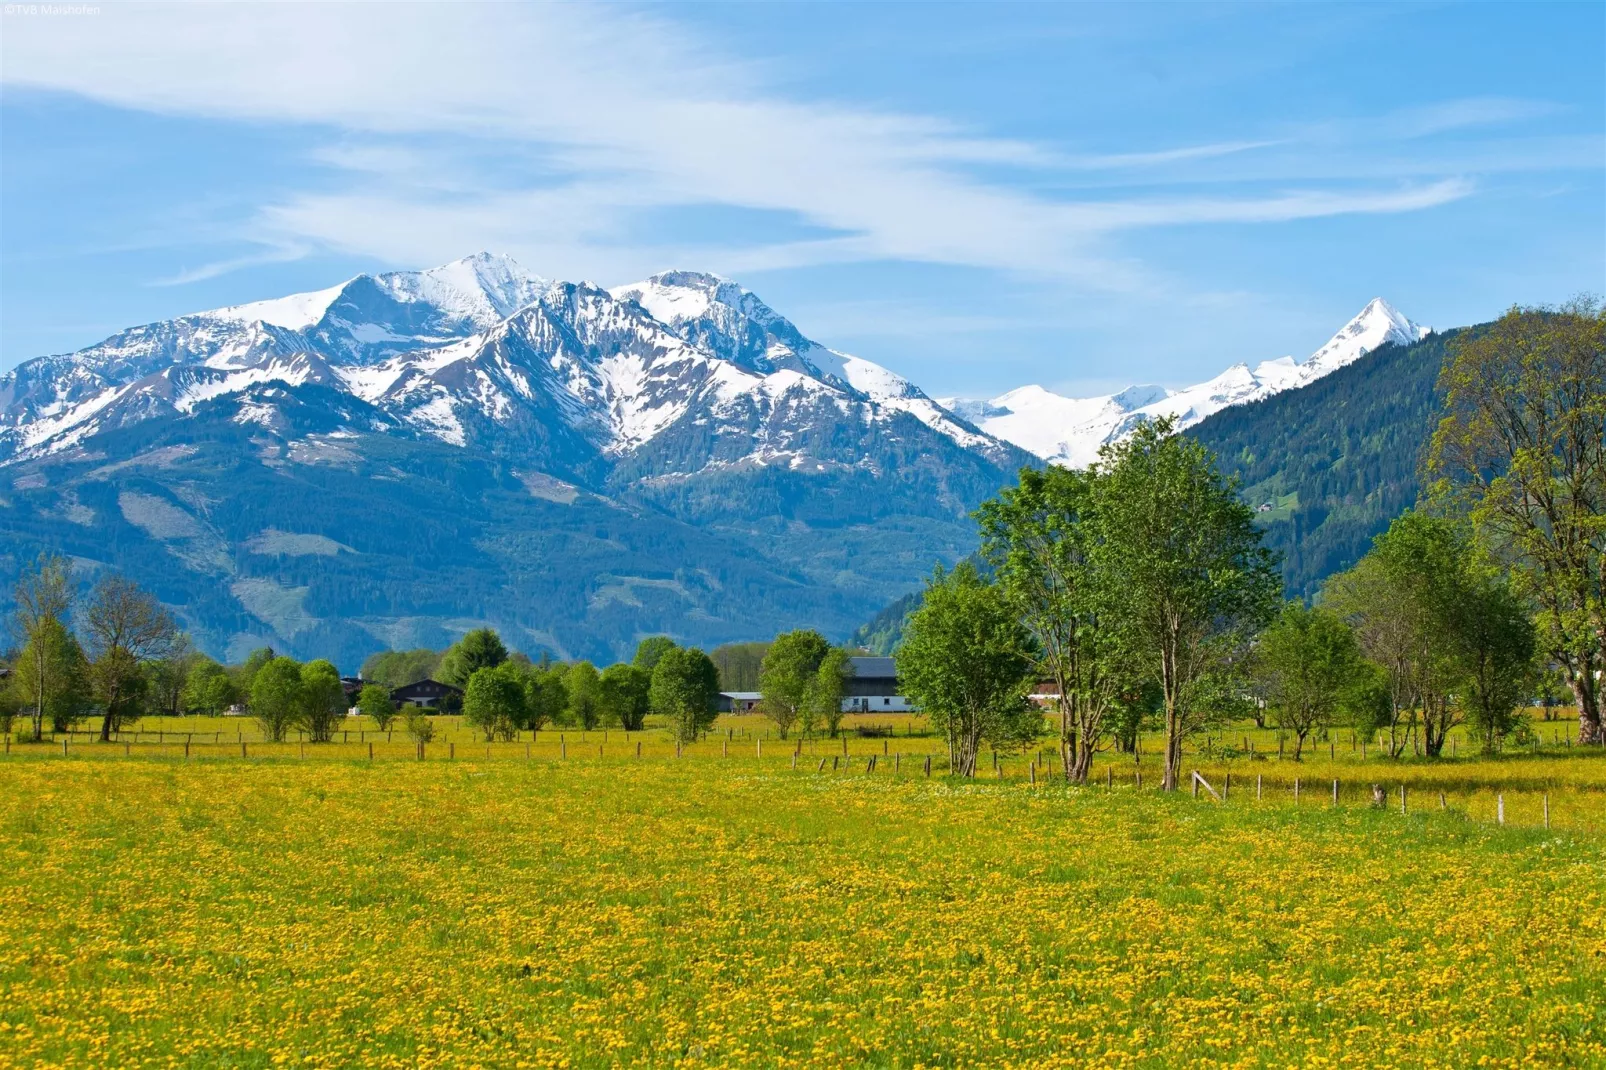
<box><xmin>849</xmin><ymin>590</ymin><xmax>922</xmax><ymax>655</ymax></box>
<box><xmin>1188</xmin><ymin>326</ymin><xmax>1465</xmax><ymax>599</ymax></box>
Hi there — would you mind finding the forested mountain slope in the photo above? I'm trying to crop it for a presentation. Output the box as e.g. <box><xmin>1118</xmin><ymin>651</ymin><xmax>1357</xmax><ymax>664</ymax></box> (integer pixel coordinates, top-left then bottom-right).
<box><xmin>1188</xmin><ymin>326</ymin><xmax>1464</xmax><ymax>598</ymax></box>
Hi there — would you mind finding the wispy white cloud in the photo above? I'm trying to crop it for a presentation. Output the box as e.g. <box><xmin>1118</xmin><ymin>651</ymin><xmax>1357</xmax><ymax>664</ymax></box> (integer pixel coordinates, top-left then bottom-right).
<box><xmin>0</xmin><ymin>3</ymin><xmax>1509</xmax><ymax>290</ymax></box>
<box><xmin>149</xmin><ymin>242</ymin><xmax>310</xmax><ymax>287</ymax></box>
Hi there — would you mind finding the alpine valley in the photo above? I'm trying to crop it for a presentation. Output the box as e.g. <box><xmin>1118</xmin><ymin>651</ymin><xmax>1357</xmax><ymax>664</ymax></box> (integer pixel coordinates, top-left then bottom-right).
<box><xmin>0</xmin><ymin>254</ymin><xmax>1436</xmax><ymax>664</ymax></box>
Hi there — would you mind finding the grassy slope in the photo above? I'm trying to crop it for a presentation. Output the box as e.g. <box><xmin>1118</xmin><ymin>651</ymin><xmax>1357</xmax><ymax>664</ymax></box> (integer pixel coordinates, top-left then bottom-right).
<box><xmin>1</xmin><ymin>754</ymin><xmax>1603</xmax><ymax>1068</ymax></box>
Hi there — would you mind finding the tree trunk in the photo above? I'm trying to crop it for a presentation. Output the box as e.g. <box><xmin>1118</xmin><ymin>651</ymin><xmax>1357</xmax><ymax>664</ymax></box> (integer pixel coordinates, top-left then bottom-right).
<box><xmin>1161</xmin><ymin>702</ymin><xmax>1182</xmax><ymax>791</ymax></box>
<box><xmin>1070</xmin><ymin>730</ymin><xmax>1093</xmax><ymax>783</ymax></box>
<box><xmin>1571</xmin><ymin>670</ymin><xmax>1602</xmax><ymax>745</ymax></box>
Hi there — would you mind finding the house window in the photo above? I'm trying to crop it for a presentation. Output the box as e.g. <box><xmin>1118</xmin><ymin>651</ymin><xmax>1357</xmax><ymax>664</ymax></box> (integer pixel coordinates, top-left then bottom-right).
<box><xmin>884</xmin><ymin>698</ymin><xmax>890</xmax><ymax>706</ymax></box>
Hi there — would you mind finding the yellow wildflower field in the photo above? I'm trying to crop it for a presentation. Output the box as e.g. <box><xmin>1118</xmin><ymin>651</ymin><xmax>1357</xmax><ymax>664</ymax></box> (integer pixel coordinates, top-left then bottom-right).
<box><xmin>1</xmin><ymin>752</ymin><xmax>1603</xmax><ymax>1068</ymax></box>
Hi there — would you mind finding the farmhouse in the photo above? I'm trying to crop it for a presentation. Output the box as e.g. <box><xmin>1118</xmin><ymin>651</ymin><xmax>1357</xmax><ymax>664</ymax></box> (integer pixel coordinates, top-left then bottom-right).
<box><xmin>843</xmin><ymin>656</ymin><xmax>913</xmax><ymax>712</ymax></box>
<box><xmin>389</xmin><ymin>679</ymin><xmax>463</xmax><ymax>709</ymax></box>
<box><xmin>716</xmin><ymin>691</ymin><xmax>762</xmax><ymax>712</ymax></box>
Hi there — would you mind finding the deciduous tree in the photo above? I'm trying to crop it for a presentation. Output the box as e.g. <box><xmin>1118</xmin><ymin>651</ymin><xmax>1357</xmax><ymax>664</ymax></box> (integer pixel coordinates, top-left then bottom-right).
<box><xmin>250</xmin><ymin>656</ymin><xmax>303</xmax><ymax>743</ymax></box>
<box><xmin>649</xmin><ymin>646</ymin><xmax>719</xmax><ymax>743</ymax></box>
<box><xmin>633</xmin><ymin>636</ymin><xmax>678</xmax><ymax>674</ymax></box>
<box><xmin>565</xmin><ymin>661</ymin><xmax>603</xmax><ymax>730</ymax></box>
<box><xmin>83</xmin><ymin>574</ymin><xmax>176</xmax><ymax>740</ymax></box>
<box><xmin>299</xmin><ymin>659</ymin><xmax>347</xmax><ymax>743</ymax></box>
<box><xmin>10</xmin><ymin>618</ymin><xmax>90</xmax><ymax>738</ymax></box>
<box><xmin>808</xmin><ymin>647</ymin><xmax>854</xmax><ymax>739</ymax></box>
<box><xmin>357</xmin><ymin>683</ymin><xmax>397</xmax><ymax>730</ymax></box>
<box><xmin>977</xmin><ymin>464</ymin><xmax>1129</xmax><ymax>782</ymax></box>
<box><xmin>896</xmin><ymin>563</ymin><xmax>1037</xmax><ymax>777</ymax></box>
<box><xmin>9</xmin><ymin>553</ymin><xmax>78</xmax><ymax>741</ymax></box>
<box><xmin>1428</xmin><ymin>299</ymin><xmax>1605</xmax><ymax>743</ymax></box>
<box><xmin>598</xmin><ymin>663</ymin><xmax>651</xmax><ymax>731</ymax></box>
<box><xmin>1252</xmin><ymin>602</ymin><xmax>1364</xmax><ymax>760</ymax></box>
<box><xmin>182</xmin><ymin>658</ymin><xmax>238</xmax><ymax>715</ymax></box>
<box><xmin>463</xmin><ymin>664</ymin><xmax>526</xmax><ymax>741</ymax></box>
<box><xmin>759</xmin><ymin>630</ymin><xmax>830</xmax><ymax>739</ymax></box>
<box><xmin>1091</xmin><ymin>418</ymin><xmax>1281</xmax><ymax>789</ymax></box>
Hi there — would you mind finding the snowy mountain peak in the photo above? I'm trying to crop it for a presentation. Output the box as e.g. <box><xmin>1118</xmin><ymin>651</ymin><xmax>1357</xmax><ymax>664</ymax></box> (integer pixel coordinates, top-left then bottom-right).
<box><xmin>0</xmin><ymin>255</ymin><xmax>1024</xmax><ymax>471</ymax></box>
<box><xmin>1303</xmin><ymin>297</ymin><xmax>1429</xmax><ymax>376</ymax></box>
<box><xmin>948</xmin><ymin>298</ymin><xmax>1431</xmax><ymax>469</ymax></box>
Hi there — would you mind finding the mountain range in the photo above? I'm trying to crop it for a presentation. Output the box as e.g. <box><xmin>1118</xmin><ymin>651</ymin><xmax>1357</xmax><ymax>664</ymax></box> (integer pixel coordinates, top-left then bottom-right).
<box><xmin>941</xmin><ymin>297</ymin><xmax>1429</xmax><ymax>467</ymax></box>
<box><xmin>0</xmin><ymin>254</ymin><xmax>1437</xmax><ymax>666</ymax></box>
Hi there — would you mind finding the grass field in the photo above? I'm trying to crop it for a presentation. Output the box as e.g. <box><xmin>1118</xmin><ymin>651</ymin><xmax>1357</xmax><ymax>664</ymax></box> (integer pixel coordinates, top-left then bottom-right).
<box><xmin>2</xmin><ymin>728</ymin><xmax>1605</xmax><ymax>1067</ymax></box>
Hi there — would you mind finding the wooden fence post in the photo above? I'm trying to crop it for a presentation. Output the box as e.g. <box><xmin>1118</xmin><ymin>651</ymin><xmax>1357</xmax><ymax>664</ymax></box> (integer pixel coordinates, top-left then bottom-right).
<box><xmin>449</xmin><ymin>742</ymin><xmax>455</xmax><ymax>761</ymax></box>
<box><xmin>1256</xmin><ymin>774</ymin><xmax>1262</xmax><ymax>800</ymax></box>
<box><xmin>723</xmin><ymin>740</ymin><xmax>728</xmax><ymax>758</ymax></box>
<box><xmin>1294</xmin><ymin>778</ymin><xmax>1300</xmax><ymax>803</ymax></box>
<box><xmin>1497</xmin><ymin>793</ymin><xmax>1505</xmax><ymax>825</ymax></box>
<box><xmin>62</xmin><ymin>738</ymin><xmax>69</xmax><ymax>758</ymax></box>
<box><xmin>1400</xmin><ymin>785</ymin><xmax>1407</xmax><ymax>814</ymax></box>
<box><xmin>924</xmin><ymin>755</ymin><xmax>931</xmax><ymax>777</ymax></box>
<box><xmin>1332</xmin><ymin>779</ymin><xmax>1338</xmax><ymax>806</ymax></box>
<box><xmin>1107</xmin><ymin>766</ymin><xmax>1113</xmax><ymax>791</ymax></box>
<box><xmin>369</xmin><ymin>742</ymin><xmax>374</xmax><ymax>761</ymax></box>
<box><xmin>1030</xmin><ymin>763</ymin><xmax>1036</xmax><ymax>787</ymax></box>
<box><xmin>1543</xmin><ymin>793</ymin><xmax>1550</xmax><ymax>829</ymax></box>
<box><xmin>1223</xmin><ymin>772</ymin><xmax>1230</xmax><ymax>801</ymax></box>
<box><xmin>636</xmin><ymin>741</ymin><xmax>642</xmax><ymax>758</ymax></box>
<box><xmin>817</xmin><ymin>757</ymin><xmax>827</xmax><ymax>773</ymax></box>
<box><xmin>791</xmin><ymin>753</ymin><xmax>797</xmax><ymax>770</ymax></box>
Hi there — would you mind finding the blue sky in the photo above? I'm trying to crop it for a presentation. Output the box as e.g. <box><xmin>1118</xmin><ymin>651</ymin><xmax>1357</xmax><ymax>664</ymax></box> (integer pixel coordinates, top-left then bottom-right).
<box><xmin>2</xmin><ymin>2</ymin><xmax>1601</xmax><ymax>397</ymax></box>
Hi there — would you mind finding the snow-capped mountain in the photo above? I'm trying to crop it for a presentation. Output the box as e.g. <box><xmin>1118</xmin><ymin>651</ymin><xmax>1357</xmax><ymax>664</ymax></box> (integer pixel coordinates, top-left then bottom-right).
<box><xmin>941</xmin><ymin>298</ymin><xmax>1430</xmax><ymax>468</ymax></box>
<box><xmin>0</xmin><ymin>256</ymin><xmax>1023</xmax><ymax>481</ymax></box>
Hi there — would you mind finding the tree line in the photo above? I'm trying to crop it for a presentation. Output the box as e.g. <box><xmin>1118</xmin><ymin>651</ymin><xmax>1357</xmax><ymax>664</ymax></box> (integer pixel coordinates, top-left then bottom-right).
<box><xmin>892</xmin><ymin>300</ymin><xmax>1603</xmax><ymax>785</ymax></box>
<box><xmin>2</xmin><ymin>568</ymin><xmax>730</xmax><ymax>746</ymax></box>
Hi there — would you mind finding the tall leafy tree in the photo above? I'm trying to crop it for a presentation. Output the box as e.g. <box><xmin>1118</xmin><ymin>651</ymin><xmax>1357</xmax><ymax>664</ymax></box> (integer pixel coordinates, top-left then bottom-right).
<box><xmin>598</xmin><ymin>663</ymin><xmax>651</xmax><ymax>731</ymax></box>
<box><xmin>1427</xmin><ymin>299</ymin><xmax>1605</xmax><ymax>742</ymax></box>
<box><xmin>9</xmin><ymin>553</ymin><xmax>78</xmax><ymax>741</ymax></box>
<box><xmin>250</xmin><ymin>656</ymin><xmax>304</xmax><ymax>743</ymax></box>
<box><xmin>182</xmin><ymin>658</ymin><xmax>238</xmax><ymax>715</ymax></box>
<box><xmin>522</xmin><ymin>667</ymin><xmax>568</xmax><ymax>733</ymax></box>
<box><xmin>808</xmin><ymin>647</ymin><xmax>854</xmax><ymax>739</ymax></box>
<box><xmin>149</xmin><ymin>634</ymin><xmax>198</xmax><ymax>718</ymax></box>
<box><xmin>357</xmin><ymin>683</ymin><xmax>397</xmax><ymax>730</ymax></box>
<box><xmin>1092</xmin><ymin>418</ymin><xmax>1281</xmax><ymax>790</ymax></box>
<box><xmin>976</xmin><ymin>464</ymin><xmax>1129</xmax><ymax>782</ymax></box>
<box><xmin>1326</xmin><ymin>512</ymin><xmax>1507</xmax><ymax>757</ymax></box>
<box><xmin>83</xmin><ymin>574</ymin><xmax>176</xmax><ymax>741</ymax></box>
<box><xmin>564</xmin><ymin>661</ymin><xmax>604</xmax><ymax>729</ymax></box>
<box><xmin>463</xmin><ymin>664</ymin><xmax>527</xmax><ymax>741</ymax></box>
<box><xmin>10</xmin><ymin>618</ymin><xmax>91</xmax><ymax>737</ymax></box>
<box><xmin>632</xmin><ymin>636</ymin><xmax>678</xmax><ymax>674</ymax></box>
<box><xmin>649</xmin><ymin>646</ymin><xmax>719</xmax><ymax>743</ymax></box>
<box><xmin>1252</xmin><ymin>601</ymin><xmax>1365</xmax><ymax>760</ymax></box>
<box><xmin>438</xmin><ymin>629</ymin><xmax>509</xmax><ymax>687</ymax></box>
<box><xmin>758</xmin><ymin>630</ymin><xmax>831</xmax><ymax>739</ymax></box>
<box><xmin>1455</xmin><ymin>561</ymin><xmax>1538</xmax><ymax>754</ymax></box>
<box><xmin>896</xmin><ymin>563</ymin><xmax>1037</xmax><ymax>777</ymax></box>
<box><xmin>299</xmin><ymin>659</ymin><xmax>348</xmax><ymax>743</ymax></box>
